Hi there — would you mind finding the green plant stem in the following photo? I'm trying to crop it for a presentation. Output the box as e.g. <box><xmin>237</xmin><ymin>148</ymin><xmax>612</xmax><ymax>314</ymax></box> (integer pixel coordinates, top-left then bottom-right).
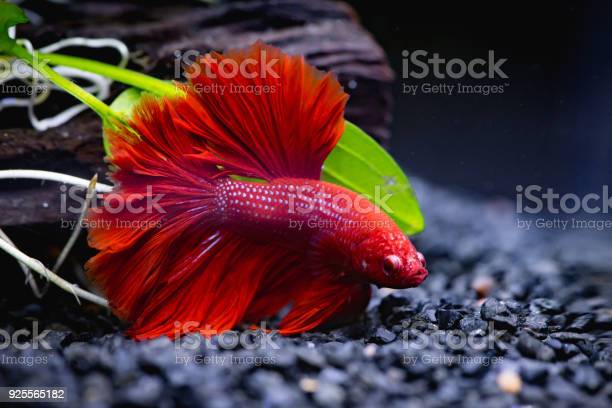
<box><xmin>40</xmin><ymin>52</ymin><xmax>180</xmax><ymax>97</ymax></box>
<box><xmin>9</xmin><ymin>44</ymin><xmax>124</xmax><ymax>126</ymax></box>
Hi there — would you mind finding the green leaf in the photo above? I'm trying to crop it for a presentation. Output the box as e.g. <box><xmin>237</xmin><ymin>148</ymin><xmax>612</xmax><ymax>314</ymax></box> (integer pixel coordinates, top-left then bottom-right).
<box><xmin>322</xmin><ymin>121</ymin><xmax>425</xmax><ymax>235</ymax></box>
<box><xmin>105</xmin><ymin>88</ymin><xmax>145</xmax><ymax>155</ymax></box>
<box><xmin>107</xmin><ymin>89</ymin><xmax>424</xmax><ymax>234</ymax></box>
<box><xmin>109</xmin><ymin>87</ymin><xmax>143</xmax><ymax>116</ymax></box>
<box><xmin>0</xmin><ymin>1</ymin><xmax>28</xmax><ymax>53</ymax></box>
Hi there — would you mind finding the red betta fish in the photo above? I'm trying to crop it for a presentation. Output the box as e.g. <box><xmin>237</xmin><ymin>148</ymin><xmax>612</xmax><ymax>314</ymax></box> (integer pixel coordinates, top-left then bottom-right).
<box><xmin>86</xmin><ymin>42</ymin><xmax>427</xmax><ymax>339</ymax></box>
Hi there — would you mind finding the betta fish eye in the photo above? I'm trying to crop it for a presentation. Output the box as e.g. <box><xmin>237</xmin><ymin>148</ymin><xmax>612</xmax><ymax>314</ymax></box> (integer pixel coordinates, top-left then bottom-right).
<box><xmin>382</xmin><ymin>255</ymin><xmax>402</xmax><ymax>276</ymax></box>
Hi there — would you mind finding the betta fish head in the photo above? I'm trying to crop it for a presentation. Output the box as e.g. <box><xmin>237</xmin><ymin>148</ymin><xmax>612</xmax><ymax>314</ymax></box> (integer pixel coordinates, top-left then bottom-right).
<box><xmin>351</xmin><ymin>226</ymin><xmax>428</xmax><ymax>289</ymax></box>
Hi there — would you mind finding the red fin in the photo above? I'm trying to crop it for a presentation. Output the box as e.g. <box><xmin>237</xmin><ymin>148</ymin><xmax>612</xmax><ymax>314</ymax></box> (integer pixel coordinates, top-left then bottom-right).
<box><xmin>89</xmin><ymin>216</ymin><xmax>301</xmax><ymax>339</ymax></box>
<box><xmin>130</xmin><ymin>235</ymin><xmax>310</xmax><ymax>339</ymax></box>
<box><xmin>278</xmin><ymin>272</ymin><xmax>371</xmax><ymax>335</ymax></box>
<box><xmin>319</xmin><ymin>284</ymin><xmax>372</xmax><ymax>330</ymax></box>
<box><xmin>104</xmin><ymin>96</ymin><xmax>223</xmax><ymax>189</ymax></box>
<box><xmin>174</xmin><ymin>41</ymin><xmax>348</xmax><ymax>180</ymax></box>
<box><xmin>243</xmin><ymin>256</ymin><xmax>308</xmax><ymax>322</ymax></box>
<box><xmin>86</xmin><ymin>215</ymin><xmax>220</xmax><ymax>323</ymax></box>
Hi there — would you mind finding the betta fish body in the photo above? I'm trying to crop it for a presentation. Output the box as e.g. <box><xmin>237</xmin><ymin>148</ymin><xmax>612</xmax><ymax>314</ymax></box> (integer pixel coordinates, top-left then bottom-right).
<box><xmin>86</xmin><ymin>42</ymin><xmax>427</xmax><ymax>339</ymax></box>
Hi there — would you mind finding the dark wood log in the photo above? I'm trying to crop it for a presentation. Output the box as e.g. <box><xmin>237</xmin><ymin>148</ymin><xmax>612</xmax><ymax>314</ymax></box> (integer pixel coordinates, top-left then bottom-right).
<box><xmin>0</xmin><ymin>0</ymin><xmax>394</xmax><ymax>226</ymax></box>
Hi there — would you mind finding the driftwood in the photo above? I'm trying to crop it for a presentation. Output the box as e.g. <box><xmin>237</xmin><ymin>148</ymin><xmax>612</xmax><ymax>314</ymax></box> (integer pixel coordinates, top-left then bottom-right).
<box><xmin>0</xmin><ymin>0</ymin><xmax>394</xmax><ymax>226</ymax></box>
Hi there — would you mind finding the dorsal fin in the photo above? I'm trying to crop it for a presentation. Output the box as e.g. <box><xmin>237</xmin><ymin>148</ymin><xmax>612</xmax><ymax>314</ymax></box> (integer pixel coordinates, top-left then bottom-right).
<box><xmin>174</xmin><ymin>41</ymin><xmax>348</xmax><ymax>180</ymax></box>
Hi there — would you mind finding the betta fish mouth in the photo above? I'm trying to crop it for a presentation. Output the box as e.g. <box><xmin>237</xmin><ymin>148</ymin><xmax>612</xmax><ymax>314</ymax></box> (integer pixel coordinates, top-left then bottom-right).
<box><xmin>409</xmin><ymin>266</ymin><xmax>429</xmax><ymax>287</ymax></box>
<box><xmin>401</xmin><ymin>268</ymin><xmax>429</xmax><ymax>288</ymax></box>
<box><xmin>397</xmin><ymin>251</ymin><xmax>428</xmax><ymax>288</ymax></box>
<box><xmin>406</xmin><ymin>251</ymin><xmax>429</xmax><ymax>287</ymax></box>
<box><xmin>371</xmin><ymin>266</ymin><xmax>428</xmax><ymax>289</ymax></box>
<box><xmin>395</xmin><ymin>251</ymin><xmax>429</xmax><ymax>288</ymax></box>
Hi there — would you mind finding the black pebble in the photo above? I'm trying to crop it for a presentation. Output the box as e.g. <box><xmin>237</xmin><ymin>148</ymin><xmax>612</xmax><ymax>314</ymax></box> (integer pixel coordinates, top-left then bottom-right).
<box><xmin>481</xmin><ymin>298</ymin><xmax>518</xmax><ymax>330</ymax></box>
<box><xmin>368</xmin><ymin>327</ymin><xmax>396</xmax><ymax>344</ymax></box>
<box><xmin>567</xmin><ymin>313</ymin><xmax>594</xmax><ymax>332</ymax></box>
<box><xmin>530</xmin><ymin>298</ymin><xmax>564</xmax><ymax>314</ymax></box>
<box><xmin>436</xmin><ymin>309</ymin><xmax>463</xmax><ymax>330</ymax></box>
<box><xmin>517</xmin><ymin>332</ymin><xmax>556</xmax><ymax>361</ymax></box>
<box><xmin>564</xmin><ymin>365</ymin><xmax>604</xmax><ymax>393</ymax></box>
<box><xmin>459</xmin><ymin>315</ymin><xmax>487</xmax><ymax>333</ymax></box>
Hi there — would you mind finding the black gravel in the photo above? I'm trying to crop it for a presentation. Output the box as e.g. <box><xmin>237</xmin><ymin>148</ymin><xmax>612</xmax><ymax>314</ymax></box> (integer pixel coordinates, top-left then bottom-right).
<box><xmin>0</xmin><ymin>178</ymin><xmax>611</xmax><ymax>407</ymax></box>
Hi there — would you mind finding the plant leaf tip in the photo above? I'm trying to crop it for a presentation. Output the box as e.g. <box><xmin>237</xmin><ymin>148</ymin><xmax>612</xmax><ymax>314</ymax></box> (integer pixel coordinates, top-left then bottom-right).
<box><xmin>0</xmin><ymin>2</ymin><xmax>28</xmax><ymax>52</ymax></box>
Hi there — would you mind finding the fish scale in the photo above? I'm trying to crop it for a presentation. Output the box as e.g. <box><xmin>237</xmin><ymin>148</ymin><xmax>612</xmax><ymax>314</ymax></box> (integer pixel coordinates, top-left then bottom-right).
<box><xmin>216</xmin><ymin>178</ymin><xmax>378</xmax><ymax>240</ymax></box>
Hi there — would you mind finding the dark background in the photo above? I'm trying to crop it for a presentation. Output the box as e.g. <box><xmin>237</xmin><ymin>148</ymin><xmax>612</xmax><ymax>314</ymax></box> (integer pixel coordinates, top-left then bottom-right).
<box><xmin>349</xmin><ymin>1</ymin><xmax>611</xmax><ymax>199</ymax></box>
<box><xmin>2</xmin><ymin>1</ymin><xmax>610</xmax><ymax>200</ymax></box>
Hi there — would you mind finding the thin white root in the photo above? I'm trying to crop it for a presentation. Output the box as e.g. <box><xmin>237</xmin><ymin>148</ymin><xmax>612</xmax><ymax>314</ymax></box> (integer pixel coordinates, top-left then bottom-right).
<box><xmin>27</xmin><ymin>67</ymin><xmax>110</xmax><ymax>132</ymax></box>
<box><xmin>0</xmin><ymin>170</ymin><xmax>112</xmax><ymax>192</ymax></box>
<box><xmin>0</xmin><ymin>237</ymin><xmax>109</xmax><ymax>308</ymax></box>
<box><xmin>3</xmin><ymin>36</ymin><xmax>129</xmax><ymax>131</ymax></box>
<box><xmin>52</xmin><ymin>174</ymin><xmax>98</xmax><ymax>274</ymax></box>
